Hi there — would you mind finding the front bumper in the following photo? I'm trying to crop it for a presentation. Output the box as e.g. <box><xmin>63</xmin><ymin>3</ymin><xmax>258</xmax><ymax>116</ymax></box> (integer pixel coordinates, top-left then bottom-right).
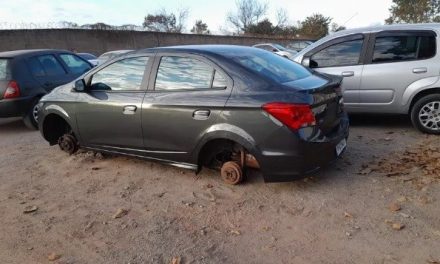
<box><xmin>257</xmin><ymin>113</ymin><xmax>350</xmax><ymax>182</ymax></box>
<box><xmin>0</xmin><ymin>96</ymin><xmax>35</xmax><ymax>118</ymax></box>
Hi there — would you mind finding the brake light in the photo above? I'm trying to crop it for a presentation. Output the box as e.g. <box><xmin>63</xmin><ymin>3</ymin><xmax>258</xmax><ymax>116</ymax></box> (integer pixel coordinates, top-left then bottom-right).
<box><xmin>262</xmin><ymin>102</ymin><xmax>316</xmax><ymax>130</ymax></box>
<box><xmin>3</xmin><ymin>81</ymin><xmax>20</xmax><ymax>99</ymax></box>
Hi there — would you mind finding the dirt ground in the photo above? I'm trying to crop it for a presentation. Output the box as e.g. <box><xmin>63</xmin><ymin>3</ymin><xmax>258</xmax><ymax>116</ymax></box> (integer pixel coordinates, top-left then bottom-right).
<box><xmin>0</xmin><ymin>115</ymin><xmax>439</xmax><ymax>264</ymax></box>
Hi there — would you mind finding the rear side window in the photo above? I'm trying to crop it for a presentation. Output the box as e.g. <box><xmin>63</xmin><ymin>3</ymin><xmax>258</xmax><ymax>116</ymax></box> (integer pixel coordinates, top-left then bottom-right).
<box><xmin>90</xmin><ymin>57</ymin><xmax>148</xmax><ymax>91</ymax></box>
<box><xmin>155</xmin><ymin>56</ymin><xmax>219</xmax><ymax>91</ymax></box>
<box><xmin>35</xmin><ymin>55</ymin><xmax>66</xmax><ymax>76</ymax></box>
<box><xmin>310</xmin><ymin>39</ymin><xmax>364</xmax><ymax>68</ymax></box>
<box><xmin>222</xmin><ymin>49</ymin><xmax>311</xmax><ymax>83</ymax></box>
<box><xmin>0</xmin><ymin>59</ymin><xmax>8</xmax><ymax>80</ymax></box>
<box><xmin>60</xmin><ymin>54</ymin><xmax>91</xmax><ymax>74</ymax></box>
<box><xmin>372</xmin><ymin>34</ymin><xmax>436</xmax><ymax>63</ymax></box>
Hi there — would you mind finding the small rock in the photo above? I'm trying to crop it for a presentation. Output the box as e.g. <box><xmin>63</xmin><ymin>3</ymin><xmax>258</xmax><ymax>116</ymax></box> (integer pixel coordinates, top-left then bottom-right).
<box><xmin>392</xmin><ymin>223</ymin><xmax>405</xmax><ymax>230</ymax></box>
<box><xmin>397</xmin><ymin>196</ymin><xmax>408</xmax><ymax>203</ymax></box>
<box><xmin>230</xmin><ymin>230</ymin><xmax>241</xmax><ymax>235</ymax></box>
<box><xmin>384</xmin><ymin>219</ymin><xmax>393</xmax><ymax>224</ymax></box>
<box><xmin>389</xmin><ymin>203</ymin><xmax>401</xmax><ymax>212</ymax></box>
<box><xmin>206</xmin><ymin>184</ymin><xmax>214</xmax><ymax>188</ymax></box>
<box><xmin>48</xmin><ymin>253</ymin><xmax>61</xmax><ymax>261</ymax></box>
<box><xmin>399</xmin><ymin>212</ymin><xmax>411</xmax><ymax>218</ymax></box>
<box><xmin>91</xmin><ymin>167</ymin><xmax>100</xmax><ymax>171</ymax></box>
<box><xmin>27</xmin><ymin>247</ymin><xmax>33</xmax><ymax>251</ymax></box>
<box><xmin>345</xmin><ymin>231</ymin><xmax>352</xmax><ymax>237</ymax></box>
<box><xmin>344</xmin><ymin>212</ymin><xmax>353</xmax><ymax>218</ymax></box>
<box><xmin>113</xmin><ymin>208</ymin><xmax>128</xmax><ymax>219</ymax></box>
<box><xmin>23</xmin><ymin>205</ymin><xmax>38</xmax><ymax>214</ymax></box>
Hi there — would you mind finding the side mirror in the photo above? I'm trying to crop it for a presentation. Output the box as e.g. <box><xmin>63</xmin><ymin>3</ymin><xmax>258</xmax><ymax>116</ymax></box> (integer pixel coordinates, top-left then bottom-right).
<box><xmin>302</xmin><ymin>57</ymin><xmax>311</xmax><ymax>68</ymax></box>
<box><xmin>73</xmin><ymin>79</ymin><xmax>86</xmax><ymax>92</ymax></box>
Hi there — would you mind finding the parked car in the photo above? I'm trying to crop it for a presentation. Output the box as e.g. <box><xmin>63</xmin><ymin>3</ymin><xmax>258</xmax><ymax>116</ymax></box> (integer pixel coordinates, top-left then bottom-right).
<box><xmin>97</xmin><ymin>50</ymin><xmax>133</xmax><ymax>65</ymax></box>
<box><xmin>293</xmin><ymin>23</ymin><xmax>440</xmax><ymax>134</ymax></box>
<box><xmin>253</xmin><ymin>43</ymin><xmax>298</xmax><ymax>60</ymax></box>
<box><xmin>38</xmin><ymin>45</ymin><xmax>348</xmax><ymax>184</ymax></box>
<box><xmin>0</xmin><ymin>49</ymin><xmax>93</xmax><ymax>129</ymax></box>
<box><xmin>287</xmin><ymin>40</ymin><xmax>314</xmax><ymax>52</ymax></box>
<box><xmin>77</xmin><ymin>53</ymin><xmax>99</xmax><ymax>66</ymax></box>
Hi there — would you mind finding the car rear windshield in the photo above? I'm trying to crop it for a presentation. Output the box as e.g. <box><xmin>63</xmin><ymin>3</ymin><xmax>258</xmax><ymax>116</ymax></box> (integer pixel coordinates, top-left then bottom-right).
<box><xmin>222</xmin><ymin>49</ymin><xmax>311</xmax><ymax>83</ymax></box>
<box><xmin>0</xmin><ymin>59</ymin><xmax>8</xmax><ymax>80</ymax></box>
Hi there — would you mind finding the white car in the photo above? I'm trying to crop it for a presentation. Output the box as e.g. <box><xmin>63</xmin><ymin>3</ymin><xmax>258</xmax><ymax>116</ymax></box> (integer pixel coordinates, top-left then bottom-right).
<box><xmin>97</xmin><ymin>50</ymin><xmax>134</xmax><ymax>65</ymax></box>
<box><xmin>253</xmin><ymin>43</ymin><xmax>298</xmax><ymax>60</ymax></box>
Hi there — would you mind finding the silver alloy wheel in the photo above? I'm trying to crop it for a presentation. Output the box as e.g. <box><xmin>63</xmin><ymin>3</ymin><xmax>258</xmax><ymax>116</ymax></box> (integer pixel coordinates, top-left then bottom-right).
<box><xmin>418</xmin><ymin>101</ymin><xmax>440</xmax><ymax>131</ymax></box>
<box><xmin>32</xmin><ymin>103</ymin><xmax>40</xmax><ymax>123</ymax></box>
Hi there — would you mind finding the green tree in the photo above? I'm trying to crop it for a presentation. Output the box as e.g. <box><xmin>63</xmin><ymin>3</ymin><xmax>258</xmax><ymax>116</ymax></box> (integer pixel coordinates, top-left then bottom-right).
<box><xmin>191</xmin><ymin>20</ymin><xmax>210</xmax><ymax>34</ymax></box>
<box><xmin>386</xmin><ymin>0</ymin><xmax>440</xmax><ymax>24</ymax></box>
<box><xmin>246</xmin><ymin>19</ymin><xmax>274</xmax><ymax>35</ymax></box>
<box><xmin>298</xmin><ymin>14</ymin><xmax>332</xmax><ymax>38</ymax></box>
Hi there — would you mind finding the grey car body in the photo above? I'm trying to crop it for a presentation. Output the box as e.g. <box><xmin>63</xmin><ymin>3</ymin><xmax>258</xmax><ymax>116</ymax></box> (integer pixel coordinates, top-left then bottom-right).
<box><xmin>38</xmin><ymin>45</ymin><xmax>349</xmax><ymax>183</ymax></box>
<box><xmin>293</xmin><ymin>23</ymin><xmax>440</xmax><ymax>133</ymax></box>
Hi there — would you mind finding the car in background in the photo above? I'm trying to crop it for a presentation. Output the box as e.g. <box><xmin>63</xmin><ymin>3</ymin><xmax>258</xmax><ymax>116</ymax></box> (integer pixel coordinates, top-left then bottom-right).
<box><xmin>253</xmin><ymin>43</ymin><xmax>298</xmax><ymax>60</ymax></box>
<box><xmin>287</xmin><ymin>40</ymin><xmax>313</xmax><ymax>52</ymax></box>
<box><xmin>0</xmin><ymin>49</ymin><xmax>92</xmax><ymax>129</ymax></box>
<box><xmin>77</xmin><ymin>53</ymin><xmax>99</xmax><ymax>66</ymax></box>
<box><xmin>38</xmin><ymin>45</ymin><xmax>348</xmax><ymax>185</ymax></box>
<box><xmin>97</xmin><ymin>50</ymin><xmax>133</xmax><ymax>65</ymax></box>
<box><xmin>293</xmin><ymin>23</ymin><xmax>440</xmax><ymax>134</ymax></box>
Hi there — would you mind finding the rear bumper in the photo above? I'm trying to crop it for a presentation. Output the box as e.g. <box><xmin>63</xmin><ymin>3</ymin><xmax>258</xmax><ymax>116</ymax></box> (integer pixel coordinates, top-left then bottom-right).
<box><xmin>0</xmin><ymin>96</ymin><xmax>34</xmax><ymax>118</ymax></box>
<box><xmin>258</xmin><ymin>113</ymin><xmax>349</xmax><ymax>182</ymax></box>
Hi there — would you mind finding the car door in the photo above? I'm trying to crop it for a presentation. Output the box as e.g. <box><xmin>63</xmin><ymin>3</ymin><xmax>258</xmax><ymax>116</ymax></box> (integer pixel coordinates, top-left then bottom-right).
<box><xmin>75</xmin><ymin>55</ymin><xmax>152</xmax><ymax>150</ymax></box>
<box><xmin>141</xmin><ymin>53</ymin><xmax>232</xmax><ymax>163</ymax></box>
<box><xmin>358</xmin><ymin>30</ymin><xmax>438</xmax><ymax>113</ymax></box>
<box><xmin>27</xmin><ymin>54</ymin><xmax>69</xmax><ymax>92</ymax></box>
<box><xmin>303</xmin><ymin>34</ymin><xmax>368</xmax><ymax>108</ymax></box>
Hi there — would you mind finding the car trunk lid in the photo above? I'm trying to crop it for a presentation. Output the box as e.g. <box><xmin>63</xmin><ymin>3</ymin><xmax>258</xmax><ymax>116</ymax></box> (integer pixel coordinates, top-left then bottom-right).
<box><xmin>282</xmin><ymin>74</ymin><xmax>344</xmax><ymax>136</ymax></box>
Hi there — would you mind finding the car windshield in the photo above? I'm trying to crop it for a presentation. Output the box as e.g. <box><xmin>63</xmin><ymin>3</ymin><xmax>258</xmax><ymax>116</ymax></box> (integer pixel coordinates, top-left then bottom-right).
<box><xmin>79</xmin><ymin>53</ymin><xmax>97</xmax><ymax>60</ymax></box>
<box><xmin>273</xmin><ymin>44</ymin><xmax>287</xmax><ymax>51</ymax></box>
<box><xmin>222</xmin><ymin>49</ymin><xmax>311</xmax><ymax>83</ymax></box>
<box><xmin>0</xmin><ymin>59</ymin><xmax>8</xmax><ymax>80</ymax></box>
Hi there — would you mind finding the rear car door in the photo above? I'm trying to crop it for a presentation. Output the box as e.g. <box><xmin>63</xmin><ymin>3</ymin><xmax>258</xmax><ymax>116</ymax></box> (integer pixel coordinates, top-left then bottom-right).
<box><xmin>141</xmin><ymin>54</ymin><xmax>232</xmax><ymax>163</ymax></box>
<box><xmin>75</xmin><ymin>56</ymin><xmax>151</xmax><ymax>150</ymax></box>
<box><xmin>303</xmin><ymin>34</ymin><xmax>368</xmax><ymax>108</ymax></box>
<box><xmin>358</xmin><ymin>30</ymin><xmax>438</xmax><ymax>113</ymax></box>
<box><xmin>27</xmin><ymin>54</ymin><xmax>69</xmax><ymax>92</ymax></box>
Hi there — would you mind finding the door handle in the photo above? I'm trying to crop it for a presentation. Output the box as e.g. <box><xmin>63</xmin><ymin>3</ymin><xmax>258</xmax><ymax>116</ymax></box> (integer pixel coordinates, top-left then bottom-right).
<box><xmin>193</xmin><ymin>109</ymin><xmax>210</xmax><ymax>120</ymax></box>
<box><xmin>123</xmin><ymin>105</ymin><xmax>137</xmax><ymax>115</ymax></box>
<box><xmin>413</xmin><ymin>67</ymin><xmax>427</xmax><ymax>74</ymax></box>
<box><xmin>341</xmin><ymin>71</ymin><xmax>355</xmax><ymax>77</ymax></box>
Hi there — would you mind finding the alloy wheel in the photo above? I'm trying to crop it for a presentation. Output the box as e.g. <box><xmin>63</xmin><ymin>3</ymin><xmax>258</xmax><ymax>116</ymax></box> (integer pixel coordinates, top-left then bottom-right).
<box><xmin>418</xmin><ymin>101</ymin><xmax>440</xmax><ymax>131</ymax></box>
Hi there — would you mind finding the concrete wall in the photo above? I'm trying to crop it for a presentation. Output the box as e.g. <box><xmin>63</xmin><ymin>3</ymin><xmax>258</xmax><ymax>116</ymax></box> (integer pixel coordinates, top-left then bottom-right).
<box><xmin>0</xmin><ymin>29</ymin><xmax>310</xmax><ymax>55</ymax></box>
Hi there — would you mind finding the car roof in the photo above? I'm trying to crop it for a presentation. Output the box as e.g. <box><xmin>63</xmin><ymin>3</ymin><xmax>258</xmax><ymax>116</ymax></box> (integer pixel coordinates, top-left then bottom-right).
<box><xmin>134</xmin><ymin>44</ymin><xmax>262</xmax><ymax>57</ymax></box>
<box><xmin>0</xmin><ymin>49</ymin><xmax>70</xmax><ymax>59</ymax></box>
<box><xmin>296</xmin><ymin>23</ymin><xmax>440</xmax><ymax>57</ymax></box>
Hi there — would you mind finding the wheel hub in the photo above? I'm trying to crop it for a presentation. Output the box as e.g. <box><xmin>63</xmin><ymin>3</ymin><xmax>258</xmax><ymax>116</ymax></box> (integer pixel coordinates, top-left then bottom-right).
<box><xmin>220</xmin><ymin>161</ymin><xmax>243</xmax><ymax>185</ymax></box>
<box><xmin>58</xmin><ymin>134</ymin><xmax>78</xmax><ymax>155</ymax></box>
<box><xmin>32</xmin><ymin>103</ymin><xmax>40</xmax><ymax>123</ymax></box>
<box><xmin>418</xmin><ymin>101</ymin><xmax>440</xmax><ymax>131</ymax></box>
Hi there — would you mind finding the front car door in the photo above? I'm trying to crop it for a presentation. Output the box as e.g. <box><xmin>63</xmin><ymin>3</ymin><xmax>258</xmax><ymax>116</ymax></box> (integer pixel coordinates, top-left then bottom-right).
<box><xmin>303</xmin><ymin>34</ymin><xmax>368</xmax><ymax>109</ymax></box>
<box><xmin>141</xmin><ymin>53</ymin><xmax>232</xmax><ymax>165</ymax></box>
<box><xmin>75</xmin><ymin>55</ymin><xmax>152</xmax><ymax>151</ymax></box>
<box><xmin>357</xmin><ymin>30</ymin><xmax>438</xmax><ymax>113</ymax></box>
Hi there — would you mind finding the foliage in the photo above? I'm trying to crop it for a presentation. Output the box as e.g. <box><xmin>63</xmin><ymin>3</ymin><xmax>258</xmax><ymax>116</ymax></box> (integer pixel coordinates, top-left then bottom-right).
<box><xmin>143</xmin><ymin>8</ymin><xmax>189</xmax><ymax>33</ymax></box>
<box><xmin>226</xmin><ymin>0</ymin><xmax>268</xmax><ymax>33</ymax></box>
<box><xmin>191</xmin><ymin>20</ymin><xmax>210</xmax><ymax>34</ymax></box>
<box><xmin>386</xmin><ymin>0</ymin><xmax>440</xmax><ymax>24</ymax></box>
<box><xmin>297</xmin><ymin>14</ymin><xmax>332</xmax><ymax>39</ymax></box>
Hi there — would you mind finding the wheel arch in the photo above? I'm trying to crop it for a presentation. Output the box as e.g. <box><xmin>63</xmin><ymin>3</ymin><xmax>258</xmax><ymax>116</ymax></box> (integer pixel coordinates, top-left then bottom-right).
<box><xmin>40</xmin><ymin>111</ymin><xmax>76</xmax><ymax>145</ymax></box>
<box><xmin>408</xmin><ymin>87</ymin><xmax>440</xmax><ymax>113</ymax></box>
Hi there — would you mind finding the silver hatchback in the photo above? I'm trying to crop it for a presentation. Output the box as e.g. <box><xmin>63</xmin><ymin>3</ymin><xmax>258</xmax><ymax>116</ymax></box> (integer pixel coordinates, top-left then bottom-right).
<box><xmin>293</xmin><ymin>23</ymin><xmax>440</xmax><ymax>134</ymax></box>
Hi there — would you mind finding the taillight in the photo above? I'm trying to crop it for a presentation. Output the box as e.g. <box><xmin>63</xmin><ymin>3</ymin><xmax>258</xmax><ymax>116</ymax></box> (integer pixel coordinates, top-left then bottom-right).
<box><xmin>3</xmin><ymin>81</ymin><xmax>20</xmax><ymax>99</ymax></box>
<box><xmin>262</xmin><ymin>102</ymin><xmax>316</xmax><ymax>130</ymax></box>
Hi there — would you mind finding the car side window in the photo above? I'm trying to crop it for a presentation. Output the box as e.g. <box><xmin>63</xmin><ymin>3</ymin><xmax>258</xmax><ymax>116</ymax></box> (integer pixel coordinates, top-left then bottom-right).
<box><xmin>60</xmin><ymin>54</ymin><xmax>92</xmax><ymax>74</ymax></box>
<box><xmin>372</xmin><ymin>34</ymin><xmax>436</xmax><ymax>63</ymax></box>
<box><xmin>30</xmin><ymin>55</ymin><xmax>66</xmax><ymax>76</ymax></box>
<box><xmin>90</xmin><ymin>57</ymin><xmax>149</xmax><ymax>91</ymax></box>
<box><xmin>155</xmin><ymin>56</ymin><xmax>219</xmax><ymax>91</ymax></box>
<box><xmin>310</xmin><ymin>39</ymin><xmax>364</xmax><ymax>68</ymax></box>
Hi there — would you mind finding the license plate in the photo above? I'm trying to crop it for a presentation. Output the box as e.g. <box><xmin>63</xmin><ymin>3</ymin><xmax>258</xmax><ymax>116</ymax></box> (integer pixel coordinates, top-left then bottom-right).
<box><xmin>335</xmin><ymin>138</ymin><xmax>347</xmax><ymax>156</ymax></box>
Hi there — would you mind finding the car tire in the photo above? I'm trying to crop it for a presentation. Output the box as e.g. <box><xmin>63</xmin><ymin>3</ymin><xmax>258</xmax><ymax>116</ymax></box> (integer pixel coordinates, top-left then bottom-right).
<box><xmin>410</xmin><ymin>94</ymin><xmax>440</xmax><ymax>134</ymax></box>
<box><xmin>23</xmin><ymin>98</ymin><xmax>41</xmax><ymax>130</ymax></box>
